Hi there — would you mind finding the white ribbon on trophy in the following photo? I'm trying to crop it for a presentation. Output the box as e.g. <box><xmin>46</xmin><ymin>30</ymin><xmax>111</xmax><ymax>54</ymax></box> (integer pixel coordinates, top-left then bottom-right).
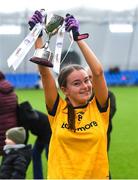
<box><xmin>7</xmin><ymin>23</ymin><xmax>43</xmax><ymax>70</ymax></box>
<box><xmin>53</xmin><ymin>25</ymin><xmax>65</xmax><ymax>74</ymax></box>
<box><xmin>7</xmin><ymin>9</ymin><xmax>46</xmax><ymax>71</ymax></box>
<box><xmin>60</xmin><ymin>31</ymin><xmax>74</xmax><ymax>64</ymax></box>
<box><xmin>53</xmin><ymin>26</ymin><xmax>74</xmax><ymax>74</ymax></box>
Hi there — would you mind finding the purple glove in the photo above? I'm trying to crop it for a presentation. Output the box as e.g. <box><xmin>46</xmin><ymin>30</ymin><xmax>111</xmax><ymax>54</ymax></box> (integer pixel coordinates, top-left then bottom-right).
<box><xmin>28</xmin><ymin>10</ymin><xmax>43</xmax><ymax>37</ymax></box>
<box><xmin>65</xmin><ymin>14</ymin><xmax>89</xmax><ymax>41</ymax></box>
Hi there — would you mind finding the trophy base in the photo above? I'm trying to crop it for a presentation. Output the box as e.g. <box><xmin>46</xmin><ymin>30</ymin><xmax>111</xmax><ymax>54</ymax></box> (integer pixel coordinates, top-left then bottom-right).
<box><xmin>30</xmin><ymin>57</ymin><xmax>53</xmax><ymax>67</ymax></box>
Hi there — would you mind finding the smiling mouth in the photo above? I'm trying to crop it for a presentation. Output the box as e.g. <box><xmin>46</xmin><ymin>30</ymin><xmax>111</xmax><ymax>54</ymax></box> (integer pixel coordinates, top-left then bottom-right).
<box><xmin>80</xmin><ymin>90</ymin><xmax>91</xmax><ymax>94</ymax></box>
<box><xmin>80</xmin><ymin>92</ymin><xmax>91</xmax><ymax>96</ymax></box>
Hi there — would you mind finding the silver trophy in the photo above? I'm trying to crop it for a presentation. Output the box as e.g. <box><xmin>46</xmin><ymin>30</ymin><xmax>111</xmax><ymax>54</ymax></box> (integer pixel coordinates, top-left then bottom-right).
<box><xmin>30</xmin><ymin>14</ymin><xmax>64</xmax><ymax>67</ymax></box>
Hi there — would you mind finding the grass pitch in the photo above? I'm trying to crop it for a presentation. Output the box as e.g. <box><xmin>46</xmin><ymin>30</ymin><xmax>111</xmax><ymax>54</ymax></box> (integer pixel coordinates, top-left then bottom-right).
<box><xmin>108</xmin><ymin>87</ymin><xmax>138</xmax><ymax>179</ymax></box>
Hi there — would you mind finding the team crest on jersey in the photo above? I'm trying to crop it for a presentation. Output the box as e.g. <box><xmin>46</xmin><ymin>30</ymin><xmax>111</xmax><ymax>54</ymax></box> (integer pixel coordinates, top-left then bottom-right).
<box><xmin>76</xmin><ymin>111</ymin><xmax>85</xmax><ymax>121</ymax></box>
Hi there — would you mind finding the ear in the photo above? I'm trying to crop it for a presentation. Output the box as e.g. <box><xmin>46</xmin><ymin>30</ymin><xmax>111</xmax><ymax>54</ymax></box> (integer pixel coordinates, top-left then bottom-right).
<box><xmin>61</xmin><ymin>86</ymin><xmax>68</xmax><ymax>96</ymax></box>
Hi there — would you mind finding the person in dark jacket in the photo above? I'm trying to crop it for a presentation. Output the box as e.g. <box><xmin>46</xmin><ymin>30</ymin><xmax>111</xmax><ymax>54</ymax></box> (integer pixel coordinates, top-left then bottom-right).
<box><xmin>17</xmin><ymin>101</ymin><xmax>52</xmax><ymax>179</ymax></box>
<box><xmin>107</xmin><ymin>91</ymin><xmax>116</xmax><ymax>151</ymax></box>
<box><xmin>0</xmin><ymin>71</ymin><xmax>18</xmax><ymax>156</ymax></box>
<box><xmin>0</xmin><ymin>127</ymin><xmax>32</xmax><ymax>179</ymax></box>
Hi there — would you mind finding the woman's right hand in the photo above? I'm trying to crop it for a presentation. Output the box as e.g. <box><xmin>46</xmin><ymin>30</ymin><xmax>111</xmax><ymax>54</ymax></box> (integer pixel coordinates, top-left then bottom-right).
<box><xmin>28</xmin><ymin>10</ymin><xmax>44</xmax><ymax>37</ymax></box>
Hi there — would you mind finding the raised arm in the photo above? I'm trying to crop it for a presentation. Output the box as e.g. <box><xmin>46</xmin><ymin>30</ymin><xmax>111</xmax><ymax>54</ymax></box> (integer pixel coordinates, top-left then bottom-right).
<box><xmin>28</xmin><ymin>10</ymin><xmax>58</xmax><ymax>111</ymax></box>
<box><xmin>36</xmin><ymin>39</ymin><xmax>58</xmax><ymax>111</ymax></box>
<box><xmin>77</xmin><ymin>40</ymin><xmax>108</xmax><ymax>107</ymax></box>
<box><xmin>65</xmin><ymin>14</ymin><xmax>108</xmax><ymax>107</ymax></box>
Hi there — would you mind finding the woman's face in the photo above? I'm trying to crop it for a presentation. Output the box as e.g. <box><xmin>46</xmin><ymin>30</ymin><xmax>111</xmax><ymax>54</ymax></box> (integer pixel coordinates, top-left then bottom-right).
<box><xmin>62</xmin><ymin>69</ymin><xmax>92</xmax><ymax>107</ymax></box>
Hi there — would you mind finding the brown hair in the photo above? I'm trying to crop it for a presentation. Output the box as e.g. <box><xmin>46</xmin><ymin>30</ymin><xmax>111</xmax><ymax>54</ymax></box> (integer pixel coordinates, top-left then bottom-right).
<box><xmin>58</xmin><ymin>64</ymin><xmax>85</xmax><ymax>130</ymax></box>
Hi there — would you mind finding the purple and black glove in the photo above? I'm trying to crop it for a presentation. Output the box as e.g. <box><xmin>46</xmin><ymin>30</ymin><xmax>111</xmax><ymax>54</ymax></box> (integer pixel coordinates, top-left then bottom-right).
<box><xmin>65</xmin><ymin>14</ymin><xmax>89</xmax><ymax>41</ymax></box>
<box><xmin>28</xmin><ymin>10</ymin><xmax>43</xmax><ymax>37</ymax></box>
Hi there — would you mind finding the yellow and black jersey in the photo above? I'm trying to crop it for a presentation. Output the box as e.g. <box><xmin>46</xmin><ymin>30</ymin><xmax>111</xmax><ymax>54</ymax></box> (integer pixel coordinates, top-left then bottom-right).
<box><xmin>47</xmin><ymin>95</ymin><xmax>110</xmax><ymax>179</ymax></box>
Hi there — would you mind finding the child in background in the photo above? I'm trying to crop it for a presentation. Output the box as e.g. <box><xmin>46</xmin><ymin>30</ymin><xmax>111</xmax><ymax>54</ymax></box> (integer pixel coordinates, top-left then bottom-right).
<box><xmin>0</xmin><ymin>127</ymin><xmax>32</xmax><ymax>179</ymax></box>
